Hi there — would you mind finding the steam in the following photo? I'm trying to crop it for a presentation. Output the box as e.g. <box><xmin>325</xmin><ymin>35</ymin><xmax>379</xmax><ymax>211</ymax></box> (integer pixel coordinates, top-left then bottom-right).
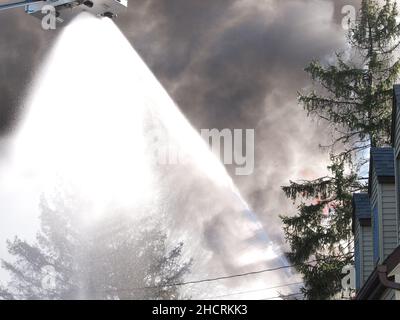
<box><xmin>0</xmin><ymin>13</ymin><xmax>299</xmax><ymax>299</ymax></box>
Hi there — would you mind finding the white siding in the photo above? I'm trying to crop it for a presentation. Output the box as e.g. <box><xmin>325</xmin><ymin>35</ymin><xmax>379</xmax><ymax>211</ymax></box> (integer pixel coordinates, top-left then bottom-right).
<box><xmin>381</xmin><ymin>288</ymin><xmax>395</xmax><ymax>300</ymax></box>
<box><xmin>361</xmin><ymin>226</ymin><xmax>374</xmax><ymax>283</ymax></box>
<box><xmin>397</xmin><ymin>157</ymin><xmax>400</xmax><ymax>243</ymax></box>
<box><xmin>381</xmin><ymin>184</ymin><xmax>398</xmax><ymax>259</ymax></box>
<box><xmin>354</xmin><ymin>220</ymin><xmax>361</xmax><ymax>289</ymax></box>
<box><xmin>395</xmin><ymin>99</ymin><xmax>400</xmax><ymax>243</ymax></box>
<box><xmin>370</xmin><ymin>170</ymin><xmax>380</xmax><ymax>263</ymax></box>
<box><xmin>395</xmin><ymin>103</ymin><xmax>400</xmax><ymax>158</ymax></box>
<box><xmin>370</xmin><ymin>171</ymin><xmax>379</xmax><ymax>210</ymax></box>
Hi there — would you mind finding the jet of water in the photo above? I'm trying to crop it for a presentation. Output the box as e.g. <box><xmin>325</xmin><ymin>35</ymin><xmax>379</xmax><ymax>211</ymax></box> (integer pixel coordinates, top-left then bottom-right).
<box><xmin>0</xmin><ymin>13</ymin><xmax>298</xmax><ymax>299</ymax></box>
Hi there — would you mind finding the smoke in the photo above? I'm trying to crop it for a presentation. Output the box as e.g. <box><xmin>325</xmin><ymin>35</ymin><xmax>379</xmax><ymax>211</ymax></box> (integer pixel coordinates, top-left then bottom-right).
<box><xmin>0</xmin><ymin>13</ymin><xmax>300</xmax><ymax>298</ymax></box>
<box><xmin>116</xmin><ymin>0</ymin><xmax>361</xmax><ymax>243</ymax></box>
<box><xmin>0</xmin><ymin>0</ymin><xmax>362</xmax><ymax>283</ymax></box>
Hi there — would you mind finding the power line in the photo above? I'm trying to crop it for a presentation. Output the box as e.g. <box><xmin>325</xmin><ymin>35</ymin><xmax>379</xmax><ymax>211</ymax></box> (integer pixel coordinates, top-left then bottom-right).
<box><xmin>105</xmin><ymin>264</ymin><xmax>297</xmax><ymax>292</ymax></box>
<box><xmin>200</xmin><ymin>281</ymin><xmax>304</xmax><ymax>300</ymax></box>
<box><xmin>261</xmin><ymin>292</ymin><xmax>304</xmax><ymax>300</ymax></box>
<box><xmin>103</xmin><ymin>255</ymin><xmax>350</xmax><ymax>293</ymax></box>
<box><xmin>12</xmin><ymin>254</ymin><xmax>349</xmax><ymax>296</ymax></box>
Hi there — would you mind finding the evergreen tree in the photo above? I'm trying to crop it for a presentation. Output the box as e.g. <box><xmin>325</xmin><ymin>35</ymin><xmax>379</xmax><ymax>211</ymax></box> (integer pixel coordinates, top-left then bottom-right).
<box><xmin>281</xmin><ymin>0</ymin><xmax>400</xmax><ymax>299</ymax></box>
<box><xmin>0</xmin><ymin>193</ymin><xmax>192</xmax><ymax>300</ymax></box>
<box><xmin>302</xmin><ymin>0</ymin><xmax>400</xmax><ymax>152</ymax></box>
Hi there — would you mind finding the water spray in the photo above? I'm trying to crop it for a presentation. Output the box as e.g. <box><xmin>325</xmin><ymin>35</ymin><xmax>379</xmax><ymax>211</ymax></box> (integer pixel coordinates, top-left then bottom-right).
<box><xmin>0</xmin><ymin>11</ymin><xmax>299</xmax><ymax>299</ymax></box>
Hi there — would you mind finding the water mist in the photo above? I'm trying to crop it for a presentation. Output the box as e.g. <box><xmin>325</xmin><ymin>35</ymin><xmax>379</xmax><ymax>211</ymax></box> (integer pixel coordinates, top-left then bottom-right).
<box><xmin>0</xmin><ymin>13</ymin><xmax>298</xmax><ymax>300</ymax></box>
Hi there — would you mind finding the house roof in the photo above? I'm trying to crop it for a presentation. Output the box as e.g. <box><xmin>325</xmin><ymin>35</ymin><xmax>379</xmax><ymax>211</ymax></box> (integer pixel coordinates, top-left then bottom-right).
<box><xmin>356</xmin><ymin>245</ymin><xmax>400</xmax><ymax>300</ymax></box>
<box><xmin>352</xmin><ymin>193</ymin><xmax>371</xmax><ymax>233</ymax></box>
<box><xmin>370</xmin><ymin>148</ymin><xmax>395</xmax><ymax>182</ymax></box>
<box><xmin>353</xmin><ymin>193</ymin><xmax>371</xmax><ymax>219</ymax></box>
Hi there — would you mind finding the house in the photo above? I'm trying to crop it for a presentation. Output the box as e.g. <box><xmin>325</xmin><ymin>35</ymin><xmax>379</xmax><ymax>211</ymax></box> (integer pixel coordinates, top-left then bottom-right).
<box><xmin>352</xmin><ymin>193</ymin><xmax>373</xmax><ymax>290</ymax></box>
<box><xmin>352</xmin><ymin>86</ymin><xmax>400</xmax><ymax>300</ymax></box>
<box><xmin>393</xmin><ymin>85</ymin><xmax>400</xmax><ymax>249</ymax></box>
<box><xmin>368</xmin><ymin>148</ymin><xmax>397</xmax><ymax>263</ymax></box>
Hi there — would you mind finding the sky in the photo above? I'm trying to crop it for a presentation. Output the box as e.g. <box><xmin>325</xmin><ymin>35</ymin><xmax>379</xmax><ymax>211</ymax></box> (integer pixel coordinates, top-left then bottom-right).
<box><xmin>0</xmin><ymin>0</ymin><xmax>361</xmax><ymax>278</ymax></box>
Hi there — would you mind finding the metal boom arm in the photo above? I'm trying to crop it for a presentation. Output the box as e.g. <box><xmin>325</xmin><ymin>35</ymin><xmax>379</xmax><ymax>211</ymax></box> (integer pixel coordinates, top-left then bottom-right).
<box><xmin>0</xmin><ymin>0</ymin><xmax>44</xmax><ymax>11</ymax></box>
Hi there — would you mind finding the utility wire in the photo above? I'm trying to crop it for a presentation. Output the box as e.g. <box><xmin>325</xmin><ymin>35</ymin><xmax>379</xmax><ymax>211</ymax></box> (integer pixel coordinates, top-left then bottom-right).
<box><xmin>103</xmin><ymin>255</ymin><xmax>351</xmax><ymax>293</ymax></box>
<box><xmin>261</xmin><ymin>292</ymin><xmax>304</xmax><ymax>300</ymax></box>
<box><xmin>11</xmin><ymin>254</ymin><xmax>349</xmax><ymax>297</ymax></box>
<box><xmin>105</xmin><ymin>264</ymin><xmax>296</xmax><ymax>292</ymax></box>
<box><xmin>200</xmin><ymin>281</ymin><xmax>304</xmax><ymax>300</ymax></box>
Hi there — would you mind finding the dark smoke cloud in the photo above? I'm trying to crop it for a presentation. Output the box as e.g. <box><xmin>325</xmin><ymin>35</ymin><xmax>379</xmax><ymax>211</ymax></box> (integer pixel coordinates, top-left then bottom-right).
<box><xmin>117</xmin><ymin>0</ymin><xmax>361</xmax><ymax>243</ymax></box>
<box><xmin>0</xmin><ymin>9</ymin><xmax>56</xmax><ymax>135</ymax></box>
<box><xmin>0</xmin><ymin>0</ymin><xmax>360</xmax><ymax>245</ymax></box>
